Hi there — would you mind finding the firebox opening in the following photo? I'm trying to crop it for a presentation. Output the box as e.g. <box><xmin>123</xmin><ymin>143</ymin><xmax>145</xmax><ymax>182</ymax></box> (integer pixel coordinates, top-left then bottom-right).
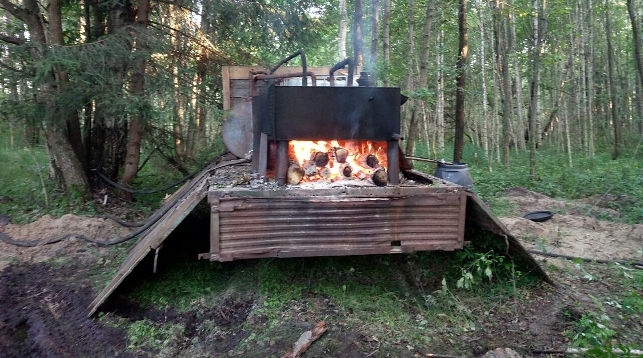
<box><xmin>390</xmin><ymin>240</ymin><xmax>401</xmax><ymax>247</ymax></box>
<box><xmin>286</xmin><ymin>140</ymin><xmax>388</xmax><ymax>184</ymax></box>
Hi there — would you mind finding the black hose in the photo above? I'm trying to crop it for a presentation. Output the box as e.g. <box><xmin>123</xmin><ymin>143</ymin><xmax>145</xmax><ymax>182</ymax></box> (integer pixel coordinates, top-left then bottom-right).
<box><xmin>93</xmin><ymin>150</ymin><xmax>229</xmax><ymax>194</ymax></box>
<box><xmin>527</xmin><ymin>249</ymin><xmax>643</xmax><ymax>268</ymax></box>
<box><xmin>94</xmin><ymin>168</ymin><xmax>194</xmax><ymax>194</ymax></box>
<box><xmin>0</xmin><ymin>158</ymin><xmax>249</xmax><ymax>247</ymax></box>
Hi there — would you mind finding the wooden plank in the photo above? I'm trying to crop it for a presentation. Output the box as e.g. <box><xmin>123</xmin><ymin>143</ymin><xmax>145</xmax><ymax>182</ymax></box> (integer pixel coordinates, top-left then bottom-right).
<box><xmin>88</xmin><ymin>159</ymin><xmax>249</xmax><ymax>316</ymax></box>
<box><xmin>224</xmin><ymin>66</ymin><xmax>335</xmax><ymax>80</ymax></box>
<box><xmin>456</xmin><ymin>189</ymin><xmax>467</xmax><ymax>247</ymax></box>
<box><xmin>465</xmin><ymin>192</ymin><xmax>553</xmax><ymax>284</ymax></box>
<box><xmin>210</xmin><ymin>199</ymin><xmax>220</xmax><ymax>258</ymax></box>
<box><xmin>222</xmin><ymin>66</ymin><xmax>232</xmax><ymax>110</ymax></box>
<box><xmin>88</xmin><ymin>178</ymin><xmax>208</xmax><ymax>316</ymax></box>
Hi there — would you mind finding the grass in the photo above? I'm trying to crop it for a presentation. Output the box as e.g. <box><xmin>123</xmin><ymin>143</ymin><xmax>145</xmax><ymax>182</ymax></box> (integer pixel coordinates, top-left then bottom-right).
<box><xmin>412</xmin><ymin>141</ymin><xmax>643</xmax><ymax>224</ymax></box>
<box><xmin>0</xmin><ymin>120</ymin><xmax>203</xmax><ymax>223</ymax></box>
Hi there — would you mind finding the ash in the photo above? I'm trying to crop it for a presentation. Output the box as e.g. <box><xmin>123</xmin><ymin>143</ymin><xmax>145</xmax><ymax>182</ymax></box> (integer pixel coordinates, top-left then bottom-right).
<box><xmin>207</xmin><ymin>161</ymin><xmax>430</xmax><ymax>192</ymax></box>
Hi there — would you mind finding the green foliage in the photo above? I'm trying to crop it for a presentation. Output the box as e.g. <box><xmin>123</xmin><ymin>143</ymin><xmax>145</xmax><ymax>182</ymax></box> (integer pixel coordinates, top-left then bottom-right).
<box><xmin>127</xmin><ymin>260</ymin><xmax>230</xmax><ymax>311</ymax></box>
<box><xmin>466</xmin><ymin>144</ymin><xmax>643</xmax><ymax>224</ymax></box>
<box><xmin>566</xmin><ymin>313</ymin><xmax>620</xmax><ymax>357</ymax></box>
<box><xmin>0</xmin><ymin>123</ymin><xmax>96</xmax><ymax>222</ymax></box>
<box><xmin>560</xmin><ymin>263</ymin><xmax>643</xmax><ymax>357</ymax></box>
<box><xmin>454</xmin><ymin>250</ymin><xmax>497</xmax><ymax>290</ymax></box>
<box><xmin>127</xmin><ymin>319</ymin><xmax>184</xmax><ymax>351</ymax></box>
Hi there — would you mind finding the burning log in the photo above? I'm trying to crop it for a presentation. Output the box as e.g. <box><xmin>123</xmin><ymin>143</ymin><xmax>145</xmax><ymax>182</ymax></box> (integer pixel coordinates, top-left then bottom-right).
<box><xmin>340</xmin><ymin>163</ymin><xmax>353</xmax><ymax>177</ymax></box>
<box><xmin>312</xmin><ymin>152</ymin><xmax>329</xmax><ymax>167</ymax></box>
<box><xmin>287</xmin><ymin>163</ymin><xmax>305</xmax><ymax>185</ymax></box>
<box><xmin>372</xmin><ymin>168</ymin><xmax>388</xmax><ymax>186</ymax></box>
<box><xmin>334</xmin><ymin>147</ymin><xmax>348</xmax><ymax>163</ymax></box>
<box><xmin>366</xmin><ymin>154</ymin><xmax>379</xmax><ymax>168</ymax></box>
<box><xmin>302</xmin><ymin>160</ymin><xmax>318</xmax><ymax>176</ymax></box>
<box><xmin>319</xmin><ymin>167</ymin><xmax>331</xmax><ymax>179</ymax></box>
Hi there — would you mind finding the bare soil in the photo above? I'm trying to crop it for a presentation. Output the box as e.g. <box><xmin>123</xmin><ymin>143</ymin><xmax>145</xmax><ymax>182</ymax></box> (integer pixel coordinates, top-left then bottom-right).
<box><xmin>0</xmin><ymin>188</ymin><xmax>641</xmax><ymax>357</ymax></box>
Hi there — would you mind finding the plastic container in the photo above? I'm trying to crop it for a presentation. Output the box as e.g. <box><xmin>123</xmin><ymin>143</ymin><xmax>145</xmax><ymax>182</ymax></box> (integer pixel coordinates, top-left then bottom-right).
<box><xmin>434</xmin><ymin>162</ymin><xmax>474</xmax><ymax>189</ymax></box>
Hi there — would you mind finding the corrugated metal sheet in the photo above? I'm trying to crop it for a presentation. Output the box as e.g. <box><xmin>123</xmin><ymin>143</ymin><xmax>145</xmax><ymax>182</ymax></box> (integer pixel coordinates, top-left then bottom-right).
<box><xmin>204</xmin><ymin>186</ymin><xmax>466</xmax><ymax>261</ymax></box>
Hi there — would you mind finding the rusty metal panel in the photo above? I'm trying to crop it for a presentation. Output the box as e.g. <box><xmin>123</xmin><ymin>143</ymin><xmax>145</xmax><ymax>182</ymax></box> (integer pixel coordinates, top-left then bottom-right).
<box><xmin>205</xmin><ymin>187</ymin><xmax>466</xmax><ymax>262</ymax></box>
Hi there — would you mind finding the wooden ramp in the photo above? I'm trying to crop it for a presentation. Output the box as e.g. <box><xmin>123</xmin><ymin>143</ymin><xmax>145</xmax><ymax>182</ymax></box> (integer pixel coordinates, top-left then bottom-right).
<box><xmin>88</xmin><ymin>159</ymin><xmax>248</xmax><ymax>316</ymax></box>
<box><xmin>466</xmin><ymin>192</ymin><xmax>552</xmax><ymax>284</ymax></box>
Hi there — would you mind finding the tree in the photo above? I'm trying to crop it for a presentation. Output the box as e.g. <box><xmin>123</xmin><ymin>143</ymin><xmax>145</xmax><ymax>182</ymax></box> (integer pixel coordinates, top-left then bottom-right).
<box><xmin>527</xmin><ymin>0</ymin><xmax>547</xmax><ymax>178</ymax></box>
<box><xmin>604</xmin><ymin>0</ymin><xmax>621</xmax><ymax>159</ymax></box>
<box><xmin>119</xmin><ymin>0</ymin><xmax>151</xmax><ymax>197</ymax></box>
<box><xmin>353</xmin><ymin>0</ymin><xmax>364</xmax><ymax>67</ymax></box>
<box><xmin>626</xmin><ymin>0</ymin><xmax>643</xmax><ymax>135</ymax></box>
<box><xmin>339</xmin><ymin>0</ymin><xmax>348</xmax><ymax>59</ymax></box>
<box><xmin>0</xmin><ymin>0</ymin><xmax>89</xmax><ymax>194</ymax></box>
<box><xmin>453</xmin><ymin>0</ymin><xmax>467</xmax><ymax>163</ymax></box>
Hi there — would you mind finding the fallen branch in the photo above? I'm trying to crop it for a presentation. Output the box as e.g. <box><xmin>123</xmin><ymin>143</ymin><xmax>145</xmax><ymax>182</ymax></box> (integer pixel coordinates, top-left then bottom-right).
<box><xmin>281</xmin><ymin>321</ymin><xmax>327</xmax><ymax>358</ymax></box>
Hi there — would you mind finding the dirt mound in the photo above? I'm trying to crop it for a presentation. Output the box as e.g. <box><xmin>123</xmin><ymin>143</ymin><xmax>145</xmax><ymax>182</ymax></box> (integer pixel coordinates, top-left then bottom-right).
<box><xmin>0</xmin><ymin>214</ymin><xmax>132</xmax><ymax>270</ymax></box>
<box><xmin>500</xmin><ymin>188</ymin><xmax>642</xmax><ymax>263</ymax></box>
<box><xmin>0</xmin><ymin>262</ymin><xmax>131</xmax><ymax>358</ymax></box>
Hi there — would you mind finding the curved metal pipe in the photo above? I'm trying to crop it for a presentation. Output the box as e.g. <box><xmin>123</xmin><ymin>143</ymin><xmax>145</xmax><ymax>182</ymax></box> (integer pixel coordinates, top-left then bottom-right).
<box><xmin>269</xmin><ymin>50</ymin><xmax>308</xmax><ymax>86</ymax></box>
<box><xmin>328</xmin><ymin>58</ymin><xmax>355</xmax><ymax>87</ymax></box>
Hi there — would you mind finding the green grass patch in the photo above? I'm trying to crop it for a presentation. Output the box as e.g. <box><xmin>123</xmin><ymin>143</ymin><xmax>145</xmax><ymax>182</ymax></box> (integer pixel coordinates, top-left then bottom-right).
<box><xmin>126</xmin><ymin>260</ymin><xmax>235</xmax><ymax>311</ymax></box>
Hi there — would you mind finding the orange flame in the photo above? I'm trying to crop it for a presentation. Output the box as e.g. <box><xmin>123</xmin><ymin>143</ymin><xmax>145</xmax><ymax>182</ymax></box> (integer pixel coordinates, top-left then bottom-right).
<box><xmin>289</xmin><ymin>140</ymin><xmax>387</xmax><ymax>182</ymax></box>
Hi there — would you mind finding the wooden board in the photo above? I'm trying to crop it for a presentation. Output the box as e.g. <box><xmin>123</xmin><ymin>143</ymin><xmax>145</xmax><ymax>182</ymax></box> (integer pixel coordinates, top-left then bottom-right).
<box><xmin>87</xmin><ymin>159</ymin><xmax>248</xmax><ymax>316</ymax></box>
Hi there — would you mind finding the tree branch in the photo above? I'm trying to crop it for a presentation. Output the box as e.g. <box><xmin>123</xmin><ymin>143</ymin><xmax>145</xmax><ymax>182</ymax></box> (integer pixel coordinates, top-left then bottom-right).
<box><xmin>0</xmin><ymin>59</ymin><xmax>25</xmax><ymax>73</ymax></box>
<box><xmin>0</xmin><ymin>33</ymin><xmax>25</xmax><ymax>45</ymax></box>
<box><xmin>0</xmin><ymin>0</ymin><xmax>30</xmax><ymax>22</ymax></box>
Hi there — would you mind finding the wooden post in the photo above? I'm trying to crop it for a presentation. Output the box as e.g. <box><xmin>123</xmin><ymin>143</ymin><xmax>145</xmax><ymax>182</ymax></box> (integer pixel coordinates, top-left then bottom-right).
<box><xmin>209</xmin><ymin>199</ymin><xmax>220</xmax><ymax>260</ymax></box>
<box><xmin>276</xmin><ymin>140</ymin><xmax>289</xmax><ymax>185</ymax></box>
<box><xmin>387</xmin><ymin>139</ymin><xmax>399</xmax><ymax>185</ymax></box>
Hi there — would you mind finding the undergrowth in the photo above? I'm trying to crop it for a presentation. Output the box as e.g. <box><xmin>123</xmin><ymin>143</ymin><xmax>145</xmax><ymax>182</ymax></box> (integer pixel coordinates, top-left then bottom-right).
<box><xmin>412</xmin><ymin>142</ymin><xmax>643</xmax><ymax>224</ymax></box>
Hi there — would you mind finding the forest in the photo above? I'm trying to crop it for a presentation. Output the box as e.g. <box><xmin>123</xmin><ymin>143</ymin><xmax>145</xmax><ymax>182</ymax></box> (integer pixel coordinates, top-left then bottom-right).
<box><xmin>1</xmin><ymin>0</ymin><xmax>643</xmax><ymax>357</ymax></box>
<box><xmin>1</xmin><ymin>0</ymin><xmax>641</xmax><ymax>197</ymax></box>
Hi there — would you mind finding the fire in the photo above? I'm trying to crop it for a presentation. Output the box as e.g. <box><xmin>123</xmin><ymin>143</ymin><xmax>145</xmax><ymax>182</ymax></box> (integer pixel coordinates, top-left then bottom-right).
<box><xmin>288</xmin><ymin>140</ymin><xmax>387</xmax><ymax>183</ymax></box>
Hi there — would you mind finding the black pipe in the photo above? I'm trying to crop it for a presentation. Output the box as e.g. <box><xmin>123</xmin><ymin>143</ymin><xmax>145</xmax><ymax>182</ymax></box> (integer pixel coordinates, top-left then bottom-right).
<box><xmin>269</xmin><ymin>49</ymin><xmax>308</xmax><ymax>86</ymax></box>
<box><xmin>329</xmin><ymin>58</ymin><xmax>355</xmax><ymax>87</ymax></box>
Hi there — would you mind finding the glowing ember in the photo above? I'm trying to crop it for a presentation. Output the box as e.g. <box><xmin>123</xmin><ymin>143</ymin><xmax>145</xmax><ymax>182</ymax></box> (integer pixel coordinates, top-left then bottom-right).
<box><xmin>289</xmin><ymin>140</ymin><xmax>387</xmax><ymax>183</ymax></box>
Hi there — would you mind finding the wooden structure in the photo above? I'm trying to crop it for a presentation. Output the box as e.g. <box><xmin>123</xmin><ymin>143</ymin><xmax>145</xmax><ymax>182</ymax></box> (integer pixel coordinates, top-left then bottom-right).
<box><xmin>87</xmin><ymin>66</ymin><xmax>551</xmax><ymax>316</ymax></box>
<box><xmin>199</xmin><ymin>184</ymin><xmax>467</xmax><ymax>262</ymax></box>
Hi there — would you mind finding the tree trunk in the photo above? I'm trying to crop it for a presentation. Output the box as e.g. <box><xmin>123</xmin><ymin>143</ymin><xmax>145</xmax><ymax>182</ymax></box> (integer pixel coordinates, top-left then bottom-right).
<box><xmin>585</xmin><ymin>0</ymin><xmax>596</xmax><ymax>156</ymax></box>
<box><xmin>626</xmin><ymin>0</ymin><xmax>643</xmax><ymax>136</ymax></box>
<box><xmin>509</xmin><ymin>6</ymin><xmax>526</xmax><ymax>152</ymax></box>
<box><xmin>44</xmin><ymin>111</ymin><xmax>90</xmax><ymax>192</ymax></box>
<box><xmin>170</xmin><ymin>4</ymin><xmax>187</xmax><ymax>159</ymax></box>
<box><xmin>403</xmin><ymin>0</ymin><xmax>417</xmax><ymax>155</ymax></box>
<box><xmin>527</xmin><ymin>0</ymin><xmax>546</xmax><ymax>178</ymax></box>
<box><xmin>626</xmin><ymin>0</ymin><xmax>643</xmax><ymax>88</ymax></box>
<box><xmin>410</xmin><ymin>0</ymin><xmax>436</xmax><ymax>156</ymax></box>
<box><xmin>339</xmin><ymin>0</ymin><xmax>348</xmax><ymax>60</ymax></box>
<box><xmin>119</xmin><ymin>0</ymin><xmax>151</xmax><ymax>197</ymax></box>
<box><xmin>604</xmin><ymin>0</ymin><xmax>620</xmax><ymax>159</ymax></box>
<box><xmin>453</xmin><ymin>0</ymin><xmax>467</xmax><ymax>163</ymax></box>
<box><xmin>371</xmin><ymin>0</ymin><xmax>379</xmax><ymax>72</ymax></box>
<box><xmin>382</xmin><ymin>0</ymin><xmax>391</xmax><ymax>85</ymax></box>
<box><xmin>492</xmin><ymin>0</ymin><xmax>512</xmax><ymax>167</ymax></box>
<box><xmin>353</xmin><ymin>0</ymin><xmax>364</xmax><ymax>68</ymax></box>
<box><xmin>475</xmin><ymin>0</ymin><xmax>491</xmax><ymax>170</ymax></box>
<box><xmin>436</xmin><ymin>28</ymin><xmax>445</xmax><ymax>154</ymax></box>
